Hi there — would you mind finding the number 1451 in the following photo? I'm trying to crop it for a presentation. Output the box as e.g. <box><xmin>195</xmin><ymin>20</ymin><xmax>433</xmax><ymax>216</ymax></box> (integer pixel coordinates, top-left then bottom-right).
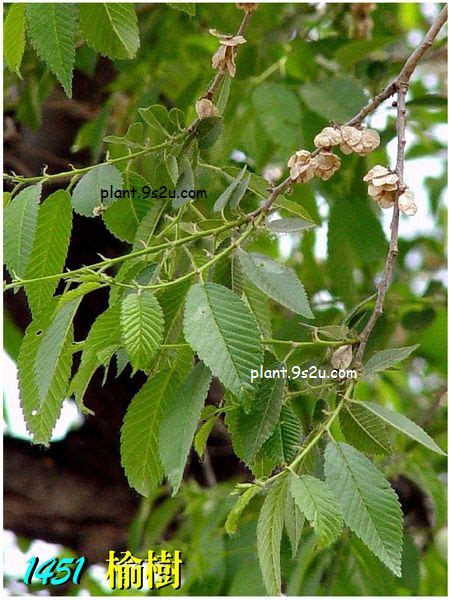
<box><xmin>24</xmin><ymin>556</ymin><xmax>86</xmax><ymax>586</ymax></box>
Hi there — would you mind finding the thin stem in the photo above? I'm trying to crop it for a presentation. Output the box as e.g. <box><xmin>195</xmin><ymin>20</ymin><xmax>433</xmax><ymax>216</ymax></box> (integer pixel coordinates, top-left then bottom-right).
<box><xmin>3</xmin><ymin>139</ymin><xmax>178</xmax><ymax>185</ymax></box>
<box><xmin>4</xmin><ymin>216</ymin><xmax>249</xmax><ymax>292</ymax></box>
<box><xmin>247</xmin><ymin>7</ymin><xmax>447</xmax><ymax>219</ymax></box>
<box><xmin>262</xmin><ymin>338</ymin><xmax>358</xmax><ymax>348</ymax></box>
<box><xmin>354</xmin><ymin>7</ymin><xmax>447</xmax><ymax>366</ymax></box>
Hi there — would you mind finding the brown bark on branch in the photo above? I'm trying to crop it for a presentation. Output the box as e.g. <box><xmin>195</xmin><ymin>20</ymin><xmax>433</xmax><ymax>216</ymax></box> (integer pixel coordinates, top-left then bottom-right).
<box><xmin>354</xmin><ymin>5</ymin><xmax>447</xmax><ymax>366</ymax></box>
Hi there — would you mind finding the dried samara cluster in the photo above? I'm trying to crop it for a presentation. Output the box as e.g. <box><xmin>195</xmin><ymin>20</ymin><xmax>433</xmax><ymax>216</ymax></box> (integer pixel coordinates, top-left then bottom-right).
<box><xmin>288</xmin><ymin>125</ymin><xmax>379</xmax><ymax>184</ymax></box>
<box><xmin>288</xmin><ymin>125</ymin><xmax>417</xmax><ymax>216</ymax></box>
<box><xmin>363</xmin><ymin>165</ymin><xmax>417</xmax><ymax>216</ymax></box>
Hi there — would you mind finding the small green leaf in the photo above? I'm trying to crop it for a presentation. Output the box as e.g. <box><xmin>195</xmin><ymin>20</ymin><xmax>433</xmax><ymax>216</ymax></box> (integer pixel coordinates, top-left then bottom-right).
<box><xmin>26</xmin><ymin>3</ymin><xmax>76</xmax><ymax>97</ymax></box>
<box><xmin>267</xmin><ymin>217</ymin><xmax>316</xmax><ymax>234</ymax></box>
<box><xmin>257</xmin><ymin>475</ymin><xmax>286</xmax><ymax>595</ymax></box>
<box><xmin>243</xmin><ymin>282</ymin><xmax>272</xmax><ymax>339</ymax></box>
<box><xmin>325</xmin><ymin>441</ymin><xmax>403</xmax><ymax>576</ymax></box>
<box><xmin>68</xmin><ymin>303</ymin><xmax>122</xmax><ymax>411</ymax></box>
<box><xmin>4</xmin><ymin>183</ymin><xmax>41</xmax><ymax>278</ymax></box>
<box><xmin>103</xmin><ymin>172</ymin><xmax>151</xmax><ymax>242</ymax></box>
<box><xmin>183</xmin><ymin>283</ymin><xmax>262</xmax><ymax>397</ymax></box>
<box><xmin>71</xmin><ymin>164</ymin><xmax>123</xmax><ymax>217</ymax></box>
<box><xmin>18</xmin><ymin>300</ymin><xmax>73</xmax><ymax>445</ymax></box>
<box><xmin>194</xmin><ymin>415</ymin><xmax>216</xmax><ymax>459</ymax></box>
<box><xmin>4</xmin><ymin>4</ymin><xmax>26</xmax><ymax>76</ymax></box>
<box><xmin>196</xmin><ymin>116</ymin><xmax>223</xmax><ymax>149</ymax></box>
<box><xmin>159</xmin><ymin>362</ymin><xmax>212</xmax><ymax>495</ymax></box>
<box><xmin>340</xmin><ymin>402</ymin><xmax>391</xmax><ymax>455</ymax></box>
<box><xmin>24</xmin><ymin>190</ymin><xmax>72</xmax><ymax>317</ymax></box>
<box><xmin>300</xmin><ymin>78</ymin><xmax>368</xmax><ymax>123</ymax></box>
<box><xmin>35</xmin><ymin>298</ymin><xmax>81</xmax><ymax>404</ymax></box>
<box><xmin>214</xmin><ymin>165</ymin><xmax>247</xmax><ymax>213</ymax></box>
<box><xmin>165</xmin><ymin>155</ymin><xmax>179</xmax><ymax>186</ymax></box>
<box><xmin>173</xmin><ymin>157</ymin><xmax>194</xmax><ymax>208</ymax></box>
<box><xmin>255</xmin><ymin>405</ymin><xmax>302</xmax><ymax>471</ymax></box>
<box><xmin>273</xmin><ymin>196</ymin><xmax>315</xmax><ymax>222</ymax></box>
<box><xmin>217</xmin><ymin>73</ymin><xmax>232</xmax><ymax>114</ymax></box>
<box><xmin>139</xmin><ymin>104</ymin><xmax>174</xmax><ymax>135</ymax></box>
<box><xmin>229</xmin><ymin>172</ymin><xmax>251</xmax><ymax>210</ymax></box>
<box><xmin>121</xmin><ymin>291</ymin><xmax>164</xmax><ymax>373</ymax></box>
<box><xmin>359</xmin><ymin>401</ymin><xmax>446</xmax><ymax>456</ymax></box>
<box><xmin>252</xmin><ymin>83</ymin><xmax>302</xmax><ymax>152</ymax></box>
<box><xmin>289</xmin><ymin>473</ymin><xmax>343</xmax><ymax>548</ymax></box>
<box><xmin>284</xmin><ymin>485</ymin><xmax>304</xmax><ymax>557</ymax></box>
<box><xmin>364</xmin><ymin>345</ymin><xmax>419</xmax><ymax>375</ymax></box>
<box><xmin>238</xmin><ymin>250</ymin><xmax>314</xmax><ymax>319</ymax></box>
<box><xmin>104</xmin><ymin>122</ymin><xmax>144</xmax><ymax>149</ymax></box>
<box><xmin>79</xmin><ymin>3</ymin><xmax>140</xmax><ymax>60</ymax></box>
<box><xmin>225</xmin><ymin>485</ymin><xmax>260</xmax><ymax>535</ymax></box>
<box><xmin>121</xmin><ymin>350</ymin><xmax>192</xmax><ymax>497</ymax></box>
<box><xmin>227</xmin><ymin>368</ymin><xmax>285</xmax><ymax>464</ymax></box>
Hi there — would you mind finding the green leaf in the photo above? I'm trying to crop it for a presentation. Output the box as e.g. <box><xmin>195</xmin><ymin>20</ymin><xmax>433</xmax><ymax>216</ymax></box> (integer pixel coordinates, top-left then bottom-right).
<box><xmin>225</xmin><ymin>485</ymin><xmax>260</xmax><ymax>535</ymax></box>
<box><xmin>359</xmin><ymin>401</ymin><xmax>446</xmax><ymax>456</ymax></box>
<box><xmin>168</xmin><ymin>3</ymin><xmax>196</xmax><ymax>16</ymax></box>
<box><xmin>196</xmin><ymin>116</ymin><xmax>223</xmax><ymax>149</ymax></box>
<box><xmin>26</xmin><ymin>3</ymin><xmax>76</xmax><ymax>97</ymax></box>
<box><xmin>237</xmin><ymin>250</ymin><xmax>314</xmax><ymax>319</ymax></box>
<box><xmin>256</xmin><ymin>475</ymin><xmax>286</xmax><ymax>595</ymax></box>
<box><xmin>173</xmin><ymin>156</ymin><xmax>194</xmax><ymax>208</ymax></box>
<box><xmin>364</xmin><ymin>345</ymin><xmax>419</xmax><ymax>375</ymax></box>
<box><xmin>18</xmin><ymin>301</ymin><xmax>73</xmax><ymax>445</ymax></box>
<box><xmin>289</xmin><ymin>473</ymin><xmax>343</xmax><ymax>548</ymax></box>
<box><xmin>194</xmin><ymin>415</ymin><xmax>216</xmax><ymax>459</ymax></box>
<box><xmin>159</xmin><ymin>362</ymin><xmax>212</xmax><ymax>495</ymax></box>
<box><xmin>229</xmin><ymin>172</ymin><xmax>251</xmax><ymax>210</ymax></box>
<box><xmin>284</xmin><ymin>485</ymin><xmax>304</xmax><ymax>557</ymax></box>
<box><xmin>4</xmin><ymin>183</ymin><xmax>41</xmax><ymax>278</ymax></box>
<box><xmin>183</xmin><ymin>283</ymin><xmax>262</xmax><ymax>397</ymax></box>
<box><xmin>340</xmin><ymin>402</ymin><xmax>391</xmax><ymax>455</ymax></box>
<box><xmin>121</xmin><ymin>291</ymin><xmax>164</xmax><ymax>373</ymax></box>
<box><xmin>324</xmin><ymin>441</ymin><xmax>403</xmax><ymax>576</ymax></box>
<box><xmin>226</xmin><ymin>367</ymin><xmax>285</xmax><ymax>464</ymax></box>
<box><xmin>4</xmin><ymin>4</ymin><xmax>26</xmax><ymax>76</ymax></box>
<box><xmin>217</xmin><ymin>73</ymin><xmax>232</xmax><ymax>114</ymax></box>
<box><xmin>104</xmin><ymin>122</ymin><xmax>144</xmax><ymax>149</ymax></box>
<box><xmin>103</xmin><ymin>172</ymin><xmax>151</xmax><ymax>242</ymax></box>
<box><xmin>165</xmin><ymin>155</ymin><xmax>179</xmax><ymax>186</ymax></box>
<box><xmin>243</xmin><ymin>282</ymin><xmax>272</xmax><ymax>339</ymax></box>
<box><xmin>34</xmin><ymin>297</ymin><xmax>81</xmax><ymax>404</ymax></box>
<box><xmin>252</xmin><ymin>83</ymin><xmax>302</xmax><ymax>152</ymax></box>
<box><xmin>214</xmin><ymin>165</ymin><xmax>247</xmax><ymax>213</ymax></box>
<box><xmin>68</xmin><ymin>303</ymin><xmax>122</xmax><ymax>410</ymax></box>
<box><xmin>121</xmin><ymin>350</ymin><xmax>192</xmax><ymax>497</ymax></box>
<box><xmin>71</xmin><ymin>164</ymin><xmax>123</xmax><ymax>217</ymax></box>
<box><xmin>299</xmin><ymin>78</ymin><xmax>368</xmax><ymax>123</ymax></box>
<box><xmin>334</xmin><ymin>37</ymin><xmax>393</xmax><ymax>66</ymax></box>
<box><xmin>267</xmin><ymin>217</ymin><xmax>316</xmax><ymax>234</ymax></box>
<box><xmin>139</xmin><ymin>104</ymin><xmax>174</xmax><ymax>135</ymax></box>
<box><xmin>79</xmin><ymin>3</ymin><xmax>140</xmax><ymax>60</ymax></box>
<box><xmin>255</xmin><ymin>405</ymin><xmax>302</xmax><ymax>470</ymax></box>
<box><xmin>273</xmin><ymin>196</ymin><xmax>315</xmax><ymax>222</ymax></box>
<box><xmin>24</xmin><ymin>190</ymin><xmax>72</xmax><ymax>317</ymax></box>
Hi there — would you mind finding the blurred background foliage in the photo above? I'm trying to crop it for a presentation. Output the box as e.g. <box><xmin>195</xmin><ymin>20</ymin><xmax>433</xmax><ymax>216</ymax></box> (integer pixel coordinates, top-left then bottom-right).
<box><xmin>4</xmin><ymin>2</ymin><xmax>447</xmax><ymax>596</ymax></box>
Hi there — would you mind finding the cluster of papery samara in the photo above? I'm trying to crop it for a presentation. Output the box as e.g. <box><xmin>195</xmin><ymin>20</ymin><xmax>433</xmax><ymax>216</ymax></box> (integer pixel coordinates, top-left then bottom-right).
<box><xmin>288</xmin><ymin>124</ymin><xmax>380</xmax><ymax>185</ymax></box>
<box><xmin>287</xmin><ymin>150</ymin><xmax>341</xmax><ymax>183</ymax></box>
<box><xmin>314</xmin><ymin>125</ymin><xmax>380</xmax><ymax>156</ymax></box>
<box><xmin>209</xmin><ymin>29</ymin><xmax>247</xmax><ymax>77</ymax></box>
<box><xmin>363</xmin><ymin>165</ymin><xmax>417</xmax><ymax>215</ymax></box>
